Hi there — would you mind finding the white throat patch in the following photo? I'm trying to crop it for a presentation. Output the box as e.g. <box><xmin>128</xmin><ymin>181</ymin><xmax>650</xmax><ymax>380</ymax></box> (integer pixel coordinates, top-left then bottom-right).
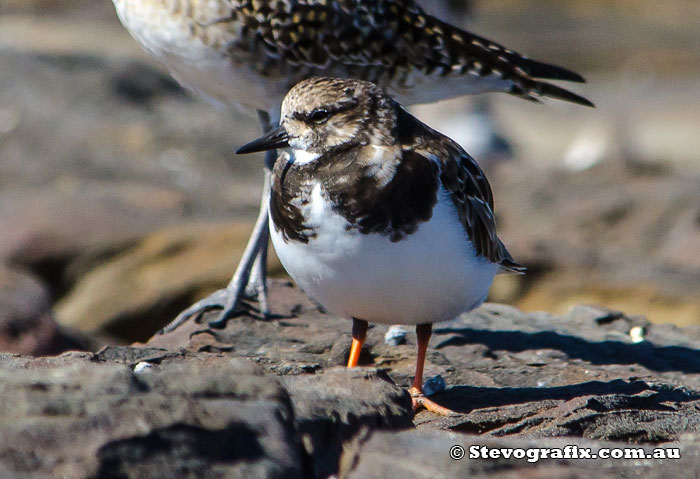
<box><xmin>291</xmin><ymin>149</ymin><xmax>320</xmax><ymax>165</ymax></box>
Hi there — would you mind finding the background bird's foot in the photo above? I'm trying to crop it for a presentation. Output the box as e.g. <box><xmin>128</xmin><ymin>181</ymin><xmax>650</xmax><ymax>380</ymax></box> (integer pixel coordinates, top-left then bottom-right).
<box><xmin>410</xmin><ymin>387</ymin><xmax>459</xmax><ymax>417</ymax></box>
<box><xmin>159</xmin><ymin>269</ymin><xmax>276</xmax><ymax>334</ymax></box>
<box><xmin>158</xmin><ymin>284</ymin><xmax>264</xmax><ymax>334</ymax></box>
<box><xmin>245</xmin><ymin>281</ymin><xmax>270</xmax><ymax>319</ymax></box>
<box><xmin>245</xmin><ymin>238</ymin><xmax>271</xmax><ymax>318</ymax></box>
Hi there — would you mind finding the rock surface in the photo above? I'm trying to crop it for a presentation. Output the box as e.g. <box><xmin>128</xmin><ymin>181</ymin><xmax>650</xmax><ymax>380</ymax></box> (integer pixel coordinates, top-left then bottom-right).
<box><xmin>339</xmin><ymin>429</ymin><xmax>698</xmax><ymax>479</ymax></box>
<box><xmin>0</xmin><ymin>346</ymin><xmax>411</xmax><ymax>479</ymax></box>
<box><xmin>54</xmin><ymin>221</ymin><xmax>283</xmax><ymax>341</ymax></box>
<box><xmin>148</xmin><ymin>280</ymin><xmax>700</xmax><ymax>475</ymax></box>
<box><xmin>279</xmin><ymin>368</ymin><xmax>411</xmax><ymax>479</ymax></box>
<box><xmin>0</xmin><ymin>353</ymin><xmax>305</xmax><ymax>479</ymax></box>
<box><xmin>3</xmin><ymin>283</ymin><xmax>700</xmax><ymax>477</ymax></box>
<box><xmin>0</xmin><ymin>265</ymin><xmax>95</xmax><ymax>355</ymax></box>
<box><xmin>148</xmin><ymin>281</ymin><xmax>700</xmax><ymax>443</ymax></box>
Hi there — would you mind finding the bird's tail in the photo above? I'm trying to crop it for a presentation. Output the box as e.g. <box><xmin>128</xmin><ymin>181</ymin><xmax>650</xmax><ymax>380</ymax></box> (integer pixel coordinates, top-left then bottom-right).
<box><xmin>423</xmin><ymin>14</ymin><xmax>594</xmax><ymax>107</ymax></box>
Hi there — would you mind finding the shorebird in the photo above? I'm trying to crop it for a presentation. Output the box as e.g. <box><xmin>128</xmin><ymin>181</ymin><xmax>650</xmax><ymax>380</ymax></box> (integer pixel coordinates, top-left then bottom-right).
<box><xmin>236</xmin><ymin>77</ymin><xmax>525</xmax><ymax>414</ymax></box>
<box><xmin>112</xmin><ymin>0</ymin><xmax>591</xmax><ymax>332</ymax></box>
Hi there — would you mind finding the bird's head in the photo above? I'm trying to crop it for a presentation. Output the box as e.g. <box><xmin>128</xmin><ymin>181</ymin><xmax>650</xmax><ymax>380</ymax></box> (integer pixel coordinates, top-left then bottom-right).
<box><xmin>237</xmin><ymin>77</ymin><xmax>397</xmax><ymax>162</ymax></box>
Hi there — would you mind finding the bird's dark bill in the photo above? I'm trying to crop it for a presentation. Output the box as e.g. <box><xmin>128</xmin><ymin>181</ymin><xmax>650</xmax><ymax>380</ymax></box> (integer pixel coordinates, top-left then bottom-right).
<box><xmin>236</xmin><ymin>127</ymin><xmax>289</xmax><ymax>154</ymax></box>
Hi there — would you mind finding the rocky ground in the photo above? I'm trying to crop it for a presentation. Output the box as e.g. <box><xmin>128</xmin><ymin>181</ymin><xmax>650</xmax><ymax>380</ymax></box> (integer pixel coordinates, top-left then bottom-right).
<box><xmin>0</xmin><ymin>1</ymin><xmax>698</xmax><ymax>346</ymax></box>
<box><xmin>2</xmin><ymin>280</ymin><xmax>700</xmax><ymax>478</ymax></box>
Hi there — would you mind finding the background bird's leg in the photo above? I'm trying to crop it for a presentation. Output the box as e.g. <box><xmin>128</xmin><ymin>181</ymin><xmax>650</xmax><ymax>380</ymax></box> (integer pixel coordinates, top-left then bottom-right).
<box><xmin>247</xmin><ymin>224</ymin><xmax>270</xmax><ymax>315</ymax></box>
<box><xmin>159</xmin><ymin>111</ymin><xmax>275</xmax><ymax>334</ymax></box>
<box><xmin>161</xmin><ymin>169</ymin><xmax>271</xmax><ymax>333</ymax></box>
<box><xmin>347</xmin><ymin>318</ymin><xmax>368</xmax><ymax>368</ymax></box>
<box><xmin>209</xmin><ymin>110</ymin><xmax>275</xmax><ymax>326</ymax></box>
<box><xmin>410</xmin><ymin>323</ymin><xmax>456</xmax><ymax>416</ymax></box>
<box><xmin>245</xmin><ymin>116</ymin><xmax>276</xmax><ymax>317</ymax></box>
<box><xmin>207</xmin><ymin>167</ymin><xmax>271</xmax><ymax>327</ymax></box>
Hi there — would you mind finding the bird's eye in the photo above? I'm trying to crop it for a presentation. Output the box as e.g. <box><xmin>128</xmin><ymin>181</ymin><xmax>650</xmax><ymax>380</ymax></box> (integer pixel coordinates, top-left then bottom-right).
<box><xmin>307</xmin><ymin>108</ymin><xmax>331</xmax><ymax>124</ymax></box>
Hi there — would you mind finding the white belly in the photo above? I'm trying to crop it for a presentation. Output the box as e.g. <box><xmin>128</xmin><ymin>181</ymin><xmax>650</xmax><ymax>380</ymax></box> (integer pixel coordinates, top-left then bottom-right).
<box><xmin>270</xmin><ymin>184</ymin><xmax>498</xmax><ymax>325</ymax></box>
<box><xmin>113</xmin><ymin>0</ymin><xmax>286</xmax><ymax>114</ymax></box>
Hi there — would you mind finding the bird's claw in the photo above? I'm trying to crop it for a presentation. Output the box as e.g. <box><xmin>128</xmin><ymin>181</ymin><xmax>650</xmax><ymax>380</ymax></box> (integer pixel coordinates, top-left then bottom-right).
<box><xmin>158</xmin><ymin>286</ymin><xmax>265</xmax><ymax>334</ymax></box>
<box><xmin>409</xmin><ymin>387</ymin><xmax>459</xmax><ymax>417</ymax></box>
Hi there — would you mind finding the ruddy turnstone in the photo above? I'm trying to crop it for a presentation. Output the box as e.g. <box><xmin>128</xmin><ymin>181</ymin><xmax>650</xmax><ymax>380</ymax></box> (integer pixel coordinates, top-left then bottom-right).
<box><xmin>112</xmin><ymin>0</ymin><xmax>591</xmax><ymax>333</ymax></box>
<box><xmin>236</xmin><ymin>77</ymin><xmax>525</xmax><ymax>414</ymax></box>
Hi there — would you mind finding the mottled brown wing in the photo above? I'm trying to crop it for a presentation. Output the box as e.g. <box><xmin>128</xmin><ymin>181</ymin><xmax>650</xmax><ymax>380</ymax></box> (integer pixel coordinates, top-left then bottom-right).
<box><xmin>229</xmin><ymin>0</ymin><xmax>592</xmax><ymax>106</ymax></box>
<box><xmin>397</xmin><ymin>108</ymin><xmax>525</xmax><ymax>272</ymax></box>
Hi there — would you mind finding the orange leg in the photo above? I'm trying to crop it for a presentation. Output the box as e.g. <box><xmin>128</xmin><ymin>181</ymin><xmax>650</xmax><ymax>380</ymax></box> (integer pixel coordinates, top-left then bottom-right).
<box><xmin>347</xmin><ymin>318</ymin><xmax>368</xmax><ymax>368</ymax></box>
<box><xmin>409</xmin><ymin>323</ymin><xmax>457</xmax><ymax>416</ymax></box>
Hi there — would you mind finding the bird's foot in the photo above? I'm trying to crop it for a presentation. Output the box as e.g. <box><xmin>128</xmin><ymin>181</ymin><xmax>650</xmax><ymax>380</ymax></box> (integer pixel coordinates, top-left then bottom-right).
<box><xmin>409</xmin><ymin>387</ymin><xmax>459</xmax><ymax>416</ymax></box>
<box><xmin>158</xmin><ymin>281</ymin><xmax>268</xmax><ymax>335</ymax></box>
<box><xmin>244</xmin><ymin>281</ymin><xmax>270</xmax><ymax>320</ymax></box>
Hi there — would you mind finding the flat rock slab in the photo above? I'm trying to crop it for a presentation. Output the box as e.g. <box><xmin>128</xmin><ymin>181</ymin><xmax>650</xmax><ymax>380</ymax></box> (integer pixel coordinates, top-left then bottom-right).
<box><xmin>0</xmin><ymin>347</ymin><xmax>411</xmax><ymax>479</ymax></box>
<box><xmin>0</xmin><ymin>353</ymin><xmax>304</xmax><ymax>479</ymax></box>
<box><xmin>145</xmin><ymin>280</ymin><xmax>700</xmax><ymax>475</ymax></box>
<box><xmin>148</xmin><ymin>281</ymin><xmax>700</xmax><ymax>439</ymax></box>
<box><xmin>414</xmin><ymin>303</ymin><xmax>700</xmax><ymax>440</ymax></box>
<box><xmin>4</xmin><ymin>280</ymin><xmax>700</xmax><ymax>477</ymax></box>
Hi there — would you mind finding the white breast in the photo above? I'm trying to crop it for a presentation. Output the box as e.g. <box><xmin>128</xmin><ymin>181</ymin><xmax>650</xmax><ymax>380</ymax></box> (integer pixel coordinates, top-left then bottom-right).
<box><xmin>269</xmin><ymin>183</ymin><xmax>498</xmax><ymax>325</ymax></box>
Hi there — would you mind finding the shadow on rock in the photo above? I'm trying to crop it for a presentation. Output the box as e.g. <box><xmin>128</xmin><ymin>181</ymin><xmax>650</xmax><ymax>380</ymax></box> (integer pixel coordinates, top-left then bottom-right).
<box><xmin>434</xmin><ymin>327</ymin><xmax>700</xmax><ymax>373</ymax></box>
<box><xmin>428</xmin><ymin>379</ymin><xmax>699</xmax><ymax>414</ymax></box>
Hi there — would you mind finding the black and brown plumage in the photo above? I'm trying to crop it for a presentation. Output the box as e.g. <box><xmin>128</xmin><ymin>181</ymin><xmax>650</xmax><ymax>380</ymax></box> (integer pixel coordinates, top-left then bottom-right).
<box><xmin>112</xmin><ymin>0</ymin><xmax>591</xmax><ymax>332</ymax></box>
<box><xmin>236</xmin><ymin>77</ymin><xmax>524</xmax><ymax>414</ymax></box>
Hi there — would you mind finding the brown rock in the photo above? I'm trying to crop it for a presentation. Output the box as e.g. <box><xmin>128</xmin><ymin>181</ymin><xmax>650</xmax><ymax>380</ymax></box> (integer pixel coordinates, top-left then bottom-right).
<box><xmin>280</xmin><ymin>368</ymin><xmax>412</xmax><ymax>479</ymax></box>
<box><xmin>54</xmin><ymin>221</ymin><xmax>283</xmax><ymax>341</ymax></box>
<box><xmin>4</xmin><ymin>277</ymin><xmax>700</xmax><ymax>478</ymax></box>
<box><xmin>0</xmin><ymin>185</ymin><xmax>185</xmax><ymax>296</ymax></box>
<box><xmin>149</xmin><ymin>282</ymin><xmax>700</xmax><ymax>447</ymax></box>
<box><xmin>0</xmin><ymin>346</ymin><xmax>417</xmax><ymax>479</ymax></box>
<box><xmin>0</xmin><ymin>352</ymin><xmax>305</xmax><ymax>479</ymax></box>
<box><xmin>0</xmin><ymin>266</ymin><xmax>93</xmax><ymax>355</ymax></box>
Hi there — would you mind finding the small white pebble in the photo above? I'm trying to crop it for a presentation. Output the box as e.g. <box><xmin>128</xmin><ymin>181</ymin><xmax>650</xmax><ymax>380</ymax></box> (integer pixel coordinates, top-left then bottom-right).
<box><xmin>536</xmin><ymin>380</ymin><xmax>548</xmax><ymax>388</ymax></box>
<box><xmin>133</xmin><ymin>362</ymin><xmax>153</xmax><ymax>373</ymax></box>
<box><xmin>384</xmin><ymin>325</ymin><xmax>407</xmax><ymax>346</ymax></box>
<box><xmin>423</xmin><ymin>375</ymin><xmax>446</xmax><ymax>397</ymax></box>
<box><xmin>629</xmin><ymin>326</ymin><xmax>646</xmax><ymax>343</ymax></box>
